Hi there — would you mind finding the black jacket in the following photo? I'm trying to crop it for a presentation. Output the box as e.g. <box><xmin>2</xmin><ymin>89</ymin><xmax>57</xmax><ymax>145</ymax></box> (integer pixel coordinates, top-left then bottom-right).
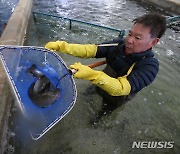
<box><xmin>95</xmin><ymin>38</ymin><xmax>159</xmax><ymax>94</ymax></box>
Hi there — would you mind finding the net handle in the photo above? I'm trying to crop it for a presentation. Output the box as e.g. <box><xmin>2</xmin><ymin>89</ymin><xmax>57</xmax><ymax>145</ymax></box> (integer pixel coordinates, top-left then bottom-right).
<box><xmin>88</xmin><ymin>60</ymin><xmax>107</xmax><ymax>68</ymax></box>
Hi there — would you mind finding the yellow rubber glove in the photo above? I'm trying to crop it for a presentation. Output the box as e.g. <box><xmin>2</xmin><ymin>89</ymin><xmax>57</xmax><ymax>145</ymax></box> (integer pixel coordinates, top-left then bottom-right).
<box><xmin>69</xmin><ymin>62</ymin><xmax>101</xmax><ymax>80</ymax></box>
<box><xmin>45</xmin><ymin>41</ymin><xmax>97</xmax><ymax>58</ymax></box>
<box><xmin>45</xmin><ymin>41</ymin><xmax>60</xmax><ymax>51</ymax></box>
<box><xmin>69</xmin><ymin>62</ymin><xmax>131</xmax><ymax>96</ymax></box>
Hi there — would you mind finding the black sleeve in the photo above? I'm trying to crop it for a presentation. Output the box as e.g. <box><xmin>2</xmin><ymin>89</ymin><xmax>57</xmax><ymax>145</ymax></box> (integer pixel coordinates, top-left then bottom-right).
<box><xmin>127</xmin><ymin>57</ymin><xmax>159</xmax><ymax>94</ymax></box>
<box><xmin>95</xmin><ymin>37</ymin><xmax>124</xmax><ymax>58</ymax></box>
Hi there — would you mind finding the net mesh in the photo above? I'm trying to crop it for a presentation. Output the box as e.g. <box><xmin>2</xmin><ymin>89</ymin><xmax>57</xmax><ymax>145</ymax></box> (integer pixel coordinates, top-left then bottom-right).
<box><xmin>0</xmin><ymin>46</ymin><xmax>77</xmax><ymax>139</ymax></box>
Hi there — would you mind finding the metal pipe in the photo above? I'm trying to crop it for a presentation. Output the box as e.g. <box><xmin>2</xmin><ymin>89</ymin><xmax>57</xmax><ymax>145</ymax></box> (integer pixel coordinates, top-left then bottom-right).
<box><xmin>33</xmin><ymin>11</ymin><xmax>124</xmax><ymax>33</ymax></box>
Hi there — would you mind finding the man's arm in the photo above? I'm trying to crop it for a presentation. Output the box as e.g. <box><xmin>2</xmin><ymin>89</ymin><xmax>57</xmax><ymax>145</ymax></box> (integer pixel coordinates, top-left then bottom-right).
<box><xmin>45</xmin><ymin>41</ymin><xmax>97</xmax><ymax>58</ymax></box>
<box><xmin>69</xmin><ymin>62</ymin><xmax>131</xmax><ymax>96</ymax></box>
<box><xmin>45</xmin><ymin>37</ymin><xmax>123</xmax><ymax>58</ymax></box>
<box><xmin>70</xmin><ymin>57</ymin><xmax>159</xmax><ymax>96</ymax></box>
<box><xmin>95</xmin><ymin>37</ymin><xmax>124</xmax><ymax>58</ymax></box>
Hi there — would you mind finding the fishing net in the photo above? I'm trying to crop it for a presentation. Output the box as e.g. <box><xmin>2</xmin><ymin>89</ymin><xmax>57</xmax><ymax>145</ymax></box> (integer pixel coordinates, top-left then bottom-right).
<box><xmin>0</xmin><ymin>46</ymin><xmax>77</xmax><ymax>140</ymax></box>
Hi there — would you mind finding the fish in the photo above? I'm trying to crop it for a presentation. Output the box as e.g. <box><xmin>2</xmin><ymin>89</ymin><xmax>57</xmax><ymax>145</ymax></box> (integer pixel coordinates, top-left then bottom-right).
<box><xmin>27</xmin><ymin>64</ymin><xmax>60</xmax><ymax>108</ymax></box>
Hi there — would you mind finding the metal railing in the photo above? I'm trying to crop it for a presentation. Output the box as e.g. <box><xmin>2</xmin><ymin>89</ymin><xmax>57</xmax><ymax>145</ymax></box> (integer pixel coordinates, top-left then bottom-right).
<box><xmin>32</xmin><ymin>11</ymin><xmax>128</xmax><ymax>38</ymax></box>
<box><xmin>166</xmin><ymin>15</ymin><xmax>180</xmax><ymax>25</ymax></box>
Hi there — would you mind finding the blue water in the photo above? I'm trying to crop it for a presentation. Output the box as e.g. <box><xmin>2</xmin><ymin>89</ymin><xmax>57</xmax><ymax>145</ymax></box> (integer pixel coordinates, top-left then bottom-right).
<box><xmin>0</xmin><ymin>0</ymin><xmax>19</xmax><ymax>36</ymax></box>
<box><xmin>3</xmin><ymin>0</ymin><xmax>180</xmax><ymax>154</ymax></box>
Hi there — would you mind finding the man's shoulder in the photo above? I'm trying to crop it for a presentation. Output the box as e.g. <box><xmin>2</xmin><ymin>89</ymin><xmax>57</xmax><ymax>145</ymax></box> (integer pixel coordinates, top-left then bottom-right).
<box><xmin>128</xmin><ymin>55</ymin><xmax>159</xmax><ymax>93</ymax></box>
<box><xmin>135</xmin><ymin>56</ymin><xmax>159</xmax><ymax>69</ymax></box>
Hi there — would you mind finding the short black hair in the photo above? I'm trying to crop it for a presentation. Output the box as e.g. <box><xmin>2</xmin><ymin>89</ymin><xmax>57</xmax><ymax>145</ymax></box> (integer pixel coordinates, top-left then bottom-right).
<box><xmin>133</xmin><ymin>13</ymin><xmax>166</xmax><ymax>38</ymax></box>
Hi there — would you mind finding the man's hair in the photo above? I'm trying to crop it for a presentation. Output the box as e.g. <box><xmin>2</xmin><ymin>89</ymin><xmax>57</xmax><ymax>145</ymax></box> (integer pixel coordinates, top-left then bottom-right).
<box><xmin>133</xmin><ymin>13</ymin><xmax>166</xmax><ymax>38</ymax></box>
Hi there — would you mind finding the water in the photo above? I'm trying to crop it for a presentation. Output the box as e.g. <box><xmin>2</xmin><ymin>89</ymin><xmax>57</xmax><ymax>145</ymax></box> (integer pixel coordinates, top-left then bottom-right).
<box><xmin>0</xmin><ymin>0</ymin><xmax>19</xmax><ymax>36</ymax></box>
<box><xmin>5</xmin><ymin>0</ymin><xmax>180</xmax><ymax>153</ymax></box>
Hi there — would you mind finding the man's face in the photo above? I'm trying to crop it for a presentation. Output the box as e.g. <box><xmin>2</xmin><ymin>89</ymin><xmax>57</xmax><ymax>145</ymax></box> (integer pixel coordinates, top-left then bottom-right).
<box><xmin>125</xmin><ymin>23</ymin><xmax>159</xmax><ymax>54</ymax></box>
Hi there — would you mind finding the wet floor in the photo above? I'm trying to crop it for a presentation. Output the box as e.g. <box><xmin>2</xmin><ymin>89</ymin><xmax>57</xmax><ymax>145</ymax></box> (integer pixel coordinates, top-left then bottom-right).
<box><xmin>4</xmin><ymin>0</ymin><xmax>180</xmax><ymax>153</ymax></box>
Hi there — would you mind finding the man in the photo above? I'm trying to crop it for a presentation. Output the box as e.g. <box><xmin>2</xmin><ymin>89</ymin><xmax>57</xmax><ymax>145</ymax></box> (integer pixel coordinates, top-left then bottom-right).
<box><xmin>45</xmin><ymin>13</ymin><xmax>166</xmax><ymax>112</ymax></box>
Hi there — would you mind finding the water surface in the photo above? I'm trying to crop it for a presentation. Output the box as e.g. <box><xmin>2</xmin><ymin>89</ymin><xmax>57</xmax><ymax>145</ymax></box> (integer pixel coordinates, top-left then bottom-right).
<box><xmin>0</xmin><ymin>0</ymin><xmax>19</xmax><ymax>36</ymax></box>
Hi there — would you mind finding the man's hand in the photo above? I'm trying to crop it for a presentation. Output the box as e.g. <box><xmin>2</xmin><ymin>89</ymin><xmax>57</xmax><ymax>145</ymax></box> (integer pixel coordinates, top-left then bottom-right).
<box><xmin>69</xmin><ymin>62</ymin><xmax>100</xmax><ymax>80</ymax></box>
<box><xmin>45</xmin><ymin>41</ymin><xmax>60</xmax><ymax>51</ymax></box>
